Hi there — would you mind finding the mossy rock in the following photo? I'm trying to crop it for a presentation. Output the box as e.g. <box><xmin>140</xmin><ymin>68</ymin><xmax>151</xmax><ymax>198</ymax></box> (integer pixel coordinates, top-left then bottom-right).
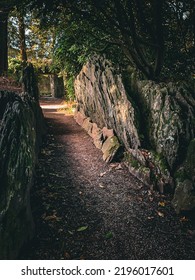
<box><xmin>124</xmin><ymin>152</ymin><xmax>141</xmax><ymax>169</ymax></box>
<box><xmin>172</xmin><ymin>139</ymin><xmax>195</xmax><ymax>213</ymax></box>
<box><xmin>174</xmin><ymin>139</ymin><xmax>195</xmax><ymax>183</ymax></box>
<box><xmin>102</xmin><ymin>136</ymin><xmax>121</xmax><ymax>163</ymax></box>
<box><xmin>172</xmin><ymin>180</ymin><xmax>195</xmax><ymax>213</ymax></box>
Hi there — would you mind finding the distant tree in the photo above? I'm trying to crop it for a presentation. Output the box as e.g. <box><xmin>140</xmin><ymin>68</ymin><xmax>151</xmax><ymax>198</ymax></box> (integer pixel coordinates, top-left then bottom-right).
<box><xmin>0</xmin><ymin>1</ymin><xmax>13</xmax><ymax>75</ymax></box>
<box><xmin>0</xmin><ymin>0</ymin><xmax>26</xmax><ymax>75</ymax></box>
<box><xmin>17</xmin><ymin>8</ymin><xmax>27</xmax><ymax>62</ymax></box>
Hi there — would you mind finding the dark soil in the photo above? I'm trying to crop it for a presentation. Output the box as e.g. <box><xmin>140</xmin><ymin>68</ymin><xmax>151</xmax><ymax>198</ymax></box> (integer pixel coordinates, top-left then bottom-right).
<box><xmin>20</xmin><ymin>98</ymin><xmax>195</xmax><ymax>260</ymax></box>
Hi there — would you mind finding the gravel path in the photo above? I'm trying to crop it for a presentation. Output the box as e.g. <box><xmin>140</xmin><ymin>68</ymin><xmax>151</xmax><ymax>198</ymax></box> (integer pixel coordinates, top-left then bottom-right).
<box><xmin>20</xmin><ymin>98</ymin><xmax>195</xmax><ymax>260</ymax></box>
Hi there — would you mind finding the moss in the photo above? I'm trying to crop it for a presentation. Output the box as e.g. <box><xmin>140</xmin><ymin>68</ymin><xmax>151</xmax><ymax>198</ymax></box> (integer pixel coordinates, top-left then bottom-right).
<box><xmin>124</xmin><ymin>152</ymin><xmax>141</xmax><ymax>169</ymax></box>
<box><xmin>150</xmin><ymin>151</ymin><xmax>169</xmax><ymax>173</ymax></box>
<box><xmin>140</xmin><ymin>166</ymin><xmax>150</xmax><ymax>175</ymax></box>
<box><xmin>174</xmin><ymin>168</ymin><xmax>188</xmax><ymax>183</ymax></box>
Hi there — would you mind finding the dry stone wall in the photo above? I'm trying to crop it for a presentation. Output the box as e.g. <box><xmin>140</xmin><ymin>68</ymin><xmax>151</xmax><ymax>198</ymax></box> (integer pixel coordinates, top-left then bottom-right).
<box><xmin>74</xmin><ymin>111</ymin><xmax>121</xmax><ymax>162</ymax></box>
<box><xmin>74</xmin><ymin>55</ymin><xmax>195</xmax><ymax>213</ymax></box>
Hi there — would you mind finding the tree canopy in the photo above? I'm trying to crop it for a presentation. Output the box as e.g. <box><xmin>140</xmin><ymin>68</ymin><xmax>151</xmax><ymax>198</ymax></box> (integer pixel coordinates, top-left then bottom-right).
<box><xmin>1</xmin><ymin>0</ymin><xmax>195</xmax><ymax>81</ymax></box>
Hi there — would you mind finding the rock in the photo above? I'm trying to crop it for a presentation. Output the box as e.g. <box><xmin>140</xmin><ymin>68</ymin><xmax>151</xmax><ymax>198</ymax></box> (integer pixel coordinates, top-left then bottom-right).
<box><xmin>82</xmin><ymin>117</ymin><xmax>93</xmax><ymax>135</ymax></box>
<box><xmin>91</xmin><ymin>123</ymin><xmax>103</xmax><ymax>149</ymax></box>
<box><xmin>22</xmin><ymin>63</ymin><xmax>39</xmax><ymax>101</ymax></box>
<box><xmin>74</xmin><ymin>55</ymin><xmax>141</xmax><ymax>150</ymax></box>
<box><xmin>75</xmin><ymin>56</ymin><xmax>195</xmax><ymax>171</ymax></box>
<box><xmin>102</xmin><ymin>127</ymin><xmax>114</xmax><ymax>140</ymax></box>
<box><xmin>172</xmin><ymin>139</ymin><xmax>195</xmax><ymax>213</ymax></box>
<box><xmin>172</xmin><ymin>180</ymin><xmax>195</xmax><ymax>213</ymax></box>
<box><xmin>102</xmin><ymin>136</ymin><xmax>121</xmax><ymax>162</ymax></box>
<box><xmin>0</xmin><ymin>89</ymin><xmax>44</xmax><ymax>259</ymax></box>
<box><xmin>74</xmin><ymin>111</ymin><xmax>87</xmax><ymax>126</ymax></box>
<box><xmin>74</xmin><ymin>55</ymin><xmax>195</xmax><ymax>210</ymax></box>
<box><xmin>124</xmin><ymin>152</ymin><xmax>151</xmax><ymax>186</ymax></box>
<box><xmin>136</xmin><ymin>81</ymin><xmax>195</xmax><ymax>170</ymax></box>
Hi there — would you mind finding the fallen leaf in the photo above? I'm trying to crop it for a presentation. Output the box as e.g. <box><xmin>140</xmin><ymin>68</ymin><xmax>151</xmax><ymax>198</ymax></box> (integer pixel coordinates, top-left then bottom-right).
<box><xmin>149</xmin><ymin>197</ymin><xmax>154</xmax><ymax>202</ymax></box>
<box><xmin>44</xmin><ymin>214</ymin><xmax>61</xmax><ymax>222</ymax></box>
<box><xmin>99</xmin><ymin>183</ymin><xmax>105</xmax><ymax>188</ymax></box>
<box><xmin>157</xmin><ymin>211</ymin><xmax>165</xmax><ymax>217</ymax></box>
<box><xmin>100</xmin><ymin>171</ymin><xmax>107</xmax><ymax>177</ymax></box>
<box><xmin>77</xmin><ymin>226</ymin><xmax>88</xmax><ymax>232</ymax></box>
<box><xmin>158</xmin><ymin>201</ymin><xmax>165</xmax><ymax>207</ymax></box>
<box><xmin>109</xmin><ymin>163</ymin><xmax>118</xmax><ymax>171</ymax></box>
<box><xmin>109</xmin><ymin>163</ymin><xmax>118</xmax><ymax>168</ymax></box>
<box><xmin>180</xmin><ymin>216</ymin><xmax>189</xmax><ymax>222</ymax></box>
<box><xmin>68</xmin><ymin>230</ymin><xmax>74</xmax><ymax>235</ymax></box>
<box><xmin>115</xmin><ymin>164</ymin><xmax>123</xmax><ymax>170</ymax></box>
<box><xmin>147</xmin><ymin>216</ymin><xmax>154</xmax><ymax>220</ymax></box>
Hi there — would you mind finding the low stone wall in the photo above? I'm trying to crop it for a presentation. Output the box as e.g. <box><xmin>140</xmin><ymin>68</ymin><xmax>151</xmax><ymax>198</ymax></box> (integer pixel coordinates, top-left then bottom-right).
<box><xmin>0</xmin><ymin>65</ymin><xmax>45</xmax><ymax>259</ymax></box>
<box><xmin>74</xmin><ymin>111</ymin><xmax>121</xmax><ymax>162</ymax></box>
<box><xmin>74</xmin><ymin>55</ymin><xmax>195</xmax><ymax>213</ymax></box>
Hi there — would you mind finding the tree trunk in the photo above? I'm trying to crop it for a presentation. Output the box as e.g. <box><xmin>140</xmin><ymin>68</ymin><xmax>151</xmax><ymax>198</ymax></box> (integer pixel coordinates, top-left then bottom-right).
<box><xmin>193</xmin><ymin>1</ymin><xmax>195</xmax><ymax>49</ymax></box>
<box><xmin>153</xmin><ymin>0</ymin><xmax>164</xmax><ymax>79</ymax></box>
<box><xmin>0</xmin><ymin>10</ymin><xmax>9</xmax><ymax>76</ymax></box>
<box><xmin>18</xmin><ymin>11</ymin><xmax>27</xmax><ymax>62</ymax></box>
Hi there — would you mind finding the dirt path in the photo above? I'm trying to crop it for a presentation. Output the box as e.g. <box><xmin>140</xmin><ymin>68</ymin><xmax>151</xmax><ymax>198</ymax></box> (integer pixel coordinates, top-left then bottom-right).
<box><xmin>20</xmin><ymin>98</ymin><xmax>195</xmax><ymax>260</ymax></box>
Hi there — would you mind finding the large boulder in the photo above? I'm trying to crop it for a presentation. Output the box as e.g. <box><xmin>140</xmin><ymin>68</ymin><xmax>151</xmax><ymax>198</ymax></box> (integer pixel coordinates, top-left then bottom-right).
<box><xmin>0</xmin><ymin>90</ymin><xmax>44</xmax><ymax>259</ymax></box>
<box><xmin>75</xmin><ymin>56</ymin><xmax>141</xmax><ymax>151</ymax></box>
<box><xmin>136</xmin><ymin>81</ymin><xmax>195</xmax><ymax>170</ymax></box>
<box><xmin>172</xmin><ymin>139</ymin><xmax>195</xmax><ymax>213</ymax></box>
<box><xmin>74</xmin><ymin>55</ymin><xmax>195</xmax><ymax>212</ymax></box>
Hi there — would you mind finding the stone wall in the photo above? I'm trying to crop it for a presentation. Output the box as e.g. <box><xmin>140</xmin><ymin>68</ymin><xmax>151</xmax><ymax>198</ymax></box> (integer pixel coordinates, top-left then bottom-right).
<box><xmin>0</xmin><ymin>65</ymin><xmax>45</xmax><ymax>259</ymax></box>
<box><xmin>74</xmin><ymin>111</ymin><xmax>121</xmax><ymax>162</ymax></box>
<box><xmin>74</xmin><ymin>56</ymin><xmax>195</xmax><ymax>213</ymax></box>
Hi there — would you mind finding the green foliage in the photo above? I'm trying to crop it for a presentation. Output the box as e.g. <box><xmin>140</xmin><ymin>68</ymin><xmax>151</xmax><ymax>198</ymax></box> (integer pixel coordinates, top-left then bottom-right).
<box><xmin>53</xmin><ymin>21</ymin><xmax>92</xmax><ymax>77</ymax></box>
<box><xmin>8</xmin><ymin>57</ymin><xmax>23</xmax><ymax>81</ymax></box>
<box><xmin>64</xmin><ymin>75</ymin><xmax>75</xmax><ymax>100</ymax></box>
<box><xmin>5</xmin><ymin>0</ymin><xmax>195</xmax><ymax>82</ymax></box>
<box><xmin>76</xmin><ymin>226</ymin><xmax>88</xmax><ymax>232</ymax></box>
